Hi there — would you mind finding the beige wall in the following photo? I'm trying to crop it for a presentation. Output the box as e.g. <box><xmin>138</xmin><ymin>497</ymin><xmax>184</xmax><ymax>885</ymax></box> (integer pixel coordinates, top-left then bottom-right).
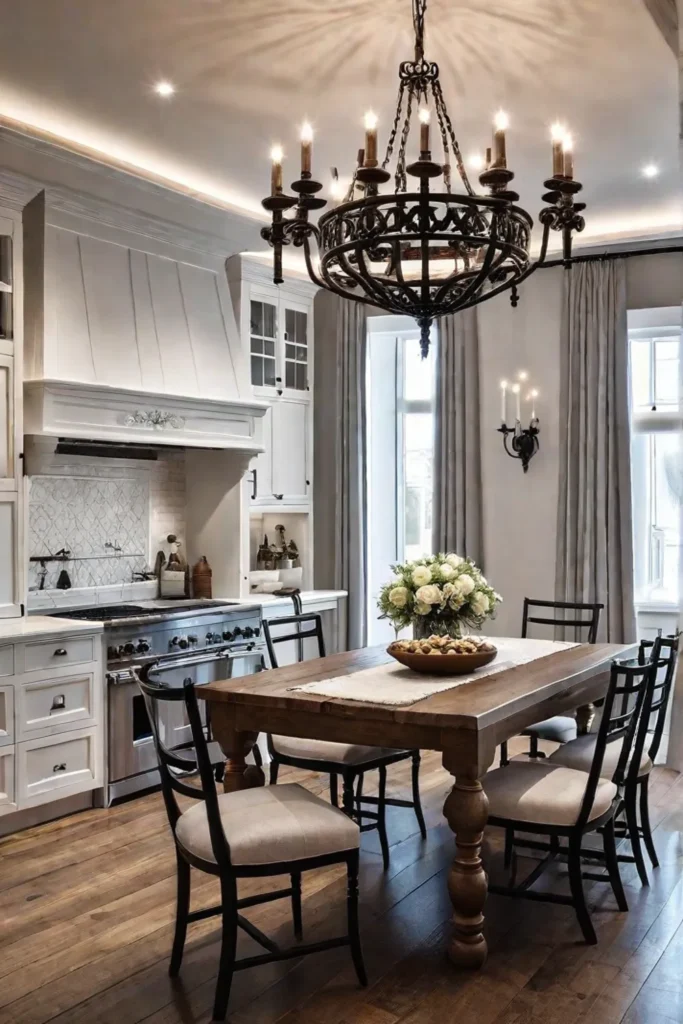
<box><xmin>478</xmin><ymin>252</ymin><xmax>683</xmax><ymax>638</ymax></box>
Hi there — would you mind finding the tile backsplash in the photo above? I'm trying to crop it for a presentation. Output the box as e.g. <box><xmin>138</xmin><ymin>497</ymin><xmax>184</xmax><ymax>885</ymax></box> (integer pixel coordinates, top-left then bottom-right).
<box><xmin>27</xmin><ymin>447</ymin><xmax>186</xmax><ymax>592</ymax></box>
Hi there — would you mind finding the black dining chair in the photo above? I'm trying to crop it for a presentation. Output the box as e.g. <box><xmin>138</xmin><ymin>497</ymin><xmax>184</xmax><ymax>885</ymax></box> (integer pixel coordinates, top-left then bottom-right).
<box><xmin>499</xmin><ymin>598</ymin><xmax>604</xmax><ymax>766</ymax></box>
<box><xmin>262</xmin><ymin>612</ymin><xmax>427</xmax><ymax>869</ymax></box>
<box><xmin>549</xmin><ymin>633</ymin><xmax>679</xmax><ymax>883</ymax></box>
<box><xmin>485</xmin><ymin>641</ymin><xmax>661</xmax><ymax>945</ymax></box>
<box><xmin>137</xmin><ymin>662</ymin><xmax>367</xmax><ymax>1023</ymax></box>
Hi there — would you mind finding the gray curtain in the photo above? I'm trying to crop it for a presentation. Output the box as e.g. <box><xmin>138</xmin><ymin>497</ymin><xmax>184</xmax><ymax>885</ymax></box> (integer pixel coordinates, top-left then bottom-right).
<box><xmin>555</xmin><ymin>260</ymin><xmax>636</xmax><ymax>643</ymax></box>
<box><xmin>432</xmin><ymin>308</ymin><xmax>483</xmax><ymax>564</ymax></box>
<box><xmin>313</xmin><ymin>293</ymin><xmax>368</xmax><ymax>650</ymax></box>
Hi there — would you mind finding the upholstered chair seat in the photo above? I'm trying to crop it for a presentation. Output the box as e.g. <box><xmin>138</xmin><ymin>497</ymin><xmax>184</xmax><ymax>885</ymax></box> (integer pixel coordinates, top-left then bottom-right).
<box><xmin>484</xmin><ymin>761</ymin><xmax>617</xmax><ymax>827</ymax></box>
<box><xmin>176</xmin><ymin>783</ymin><xmax>360</xmax><ymax>866</ymax></box>
<box><xmin>549</xmin><ymin>734</ymin><xmax>652</xmax><ymax>779</ymax></box>
<box><xmin>271</xmin><ymin>735</ymin><xmax>402</xmax><ymax>765</ymax></box>
<box><xmin>523</xmin><ymin>715</ymin><xmax>577</xmax><ymax>744</ymax></box>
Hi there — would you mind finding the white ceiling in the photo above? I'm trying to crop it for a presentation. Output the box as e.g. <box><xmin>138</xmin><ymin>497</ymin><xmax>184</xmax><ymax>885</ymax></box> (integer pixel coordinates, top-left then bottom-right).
<box><xmin>0</xmin><ymin>0</ymin><xmax>680</xmax><ymax>248</ymax></box>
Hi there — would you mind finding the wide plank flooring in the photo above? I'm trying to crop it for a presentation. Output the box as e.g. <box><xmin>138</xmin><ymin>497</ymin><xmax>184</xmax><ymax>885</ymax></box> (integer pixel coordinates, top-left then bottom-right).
<box><xmin>1</xmin><ymin>749</ymin><xmax>682</xmax><ymax>1024</ymax></box>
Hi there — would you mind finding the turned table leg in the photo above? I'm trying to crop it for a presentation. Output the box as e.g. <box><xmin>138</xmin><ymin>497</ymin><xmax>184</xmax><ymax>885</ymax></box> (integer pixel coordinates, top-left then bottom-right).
<box><xmin>576</xmin><ymin>703</ymin><xmax>595</xmax><ymax>736</ymax></box>
<box><xmin>205</xmin><ymin>703</ymin><xmax>265</xmax><ymax>793</ymax></box>
<box><xmin>442</xmin><ymin>773</ymin><xmax>489</xmax><ymax>968</ymax></box>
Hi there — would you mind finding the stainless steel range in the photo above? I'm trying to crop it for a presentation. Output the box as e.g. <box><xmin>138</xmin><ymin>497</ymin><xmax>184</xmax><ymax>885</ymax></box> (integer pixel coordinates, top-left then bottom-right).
<box><xmin>50</xmin><ymin>600</ymin><xmax>265</xmax><ymax>803</ymax></box>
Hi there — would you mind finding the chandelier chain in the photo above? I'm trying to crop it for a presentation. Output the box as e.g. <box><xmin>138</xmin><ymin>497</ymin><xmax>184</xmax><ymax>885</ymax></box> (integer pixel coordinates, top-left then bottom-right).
<box><xmin>413</xmin><ymin>0</ymin><xmax>428</xmax><ymax>59</ymax></box>
<box><xmin>395</xmin><ymin>88</ymin><xmax>415</xmax><ymax>191</ymax></box>
<box><xmin>382</xmin><ymin>80</ymin><xmax>407</xmax><ymax>173</ymax></box>
<box><xmin>433</xmin><ymin>80</ymin><xmax>474</xmax><ymax>195</ymax></box>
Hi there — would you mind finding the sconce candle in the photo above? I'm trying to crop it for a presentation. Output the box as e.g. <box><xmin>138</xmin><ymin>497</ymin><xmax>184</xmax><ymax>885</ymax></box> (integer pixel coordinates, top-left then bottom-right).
<box><xmin>551</xmin><ymin>122</ymin><xmax>566</xmax><ymax>177</ymax></box>
<box><xmin>563</xmin><ymin>133</ymin><xmax>574</xmax><ymax>180</ymax></box>
<box><xmin>500</xmin><ymin>379</ymin><xmax>508</xmax><ymax>423</ymax></box>
<box><xmin>529</xmin><ymin>388</ymin><xmax>539</xmax><ymax>419</ymax></box>
<box><xmin>511</xmin><ymin>382</ymin><xmax>521</xmax><ymax>421</ymax></box>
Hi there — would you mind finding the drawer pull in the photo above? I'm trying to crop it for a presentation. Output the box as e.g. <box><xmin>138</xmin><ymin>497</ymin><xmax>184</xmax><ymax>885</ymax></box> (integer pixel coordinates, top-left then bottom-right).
<box><xmin>54</xmin><ymin>649</ymin><xmax>68</xmax><ymax>657</ymax></box>
<box><xmin>52</xmin><ymin>762</ymin><xmax>67</xmax><ymax>772</ymax></box>
<box><xmin>50</xmin><ymin>695</ymin><xmax>66</xmax><ymax>713</ymax></box>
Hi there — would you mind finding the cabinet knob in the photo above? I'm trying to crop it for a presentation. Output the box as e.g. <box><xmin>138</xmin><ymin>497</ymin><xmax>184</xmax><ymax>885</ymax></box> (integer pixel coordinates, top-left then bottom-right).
<box><xmin>52</xmin><ymin>762</ymin><xmax>67</xmax><ymax>772</ymax></box>
<box><xmin>54</xmin><ymin>648</ymin><xmax>68</xmax><ymax>657</ymax></box>
<box><xmin>50</xmin><ymin>695</ymin><xmax>66</xmax><ymax>713</ymax></box>
<box><xmin>273</xmin><ymin>493</ymin><xmax>283</xmax><ymax>501</ymax></box>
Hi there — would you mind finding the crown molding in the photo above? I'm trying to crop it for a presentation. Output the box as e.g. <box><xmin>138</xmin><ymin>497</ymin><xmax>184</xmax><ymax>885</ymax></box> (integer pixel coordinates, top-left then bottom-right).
<box><xmin>0</xmin><ymin>126</ymin><xmax>262</xmax><ymax>258</ymax></box>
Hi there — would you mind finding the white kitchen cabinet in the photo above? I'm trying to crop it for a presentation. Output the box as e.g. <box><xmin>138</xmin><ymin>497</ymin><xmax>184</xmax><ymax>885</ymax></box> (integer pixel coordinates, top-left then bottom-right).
<box><xmin>250</xmin><ymin>399</ymin><xmax>310</xmax><ymax>508</ymax></box>
<box><xmin>0</xmin><ymin>353</ymin><xmax>20</xmax><ymax>490</ymax></box>
<box><xmin>0</xmin><ymin>747</ymin><xmax>16</xmax><ymax>815</ymax></box>
<box><xmin>0</xmin><ymin>493</ymin><xmax>22</xmax><ymax>619</ymax></box>
<box><xmin>244</xmin><ymin>285</ymin><xmax>312</xmax><ymax>401</ymax></box>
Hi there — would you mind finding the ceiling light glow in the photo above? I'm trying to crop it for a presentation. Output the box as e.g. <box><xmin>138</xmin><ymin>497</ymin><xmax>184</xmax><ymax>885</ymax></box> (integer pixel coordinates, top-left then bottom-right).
<box><xmin>642</xmin><ymin>163</ymin><xmax>659</xmax><ymax>179</ymax></box>
<box><xmin>154</xmin><ymin>81</ymin><xmax>175</xmax><ymax>98</ymax></box>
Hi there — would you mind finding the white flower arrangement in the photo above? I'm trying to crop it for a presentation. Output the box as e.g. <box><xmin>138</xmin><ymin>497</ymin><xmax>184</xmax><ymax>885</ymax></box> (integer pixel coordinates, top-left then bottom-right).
<box><xmin>378</xmin><ymin>553</ymin><xmax>502</xmax><ymax>636</ymax></box>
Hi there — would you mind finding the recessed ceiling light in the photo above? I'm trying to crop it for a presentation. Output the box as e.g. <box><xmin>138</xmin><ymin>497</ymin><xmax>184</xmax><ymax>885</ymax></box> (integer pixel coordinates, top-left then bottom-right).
<box><xmin>154</xmin><ymin>81</ymin><xmax>175</xmax><ymax>98</ymax></box>
<box><xmin>642</xmin><ymin>163</ymin><xmax>659</xmax><ymax>179</ymax></box>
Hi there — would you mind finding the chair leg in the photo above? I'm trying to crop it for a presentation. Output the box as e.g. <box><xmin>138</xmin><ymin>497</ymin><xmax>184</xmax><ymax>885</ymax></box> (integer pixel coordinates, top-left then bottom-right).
<box><xmin>500</xmin><ymin>741</ymin><xmax>510</xmax><ymax>768</ymax></box>
<box><xmin>212</xmin><ymin>878</ymin><xmax>238</xmax><ymax>1022</ymax></box>
<box><xmin>377</xmin><ymin>764</ymin><xmax>390</xmax><ymax>871</ymax></box>
<box><xmin>269</xmin><ymin>759</ymin><xmax>280</xmax><ymax>786</ymax></box>
<box><xmin>330</xmin><ymin>772</ymin><xmax>339</xmax><ymax>808</ymax></box>
<box><xmin>346</xmin><ymin>851</ymin><xmax>367</xmax><ymax>987</ymax></box>
<box><xmin>411</xmin><ymin>751</ymin><xmax>427</xmax><ymax>839</ymax></box>
<box><xmin>625</xmin><ymin>788</ymin><xmax>650</xmax><ymax>887</ymax></box>
<box><xmin>567</xmin><ymin>836</ymin><xmax>597</xmax><ymax>945</ymax></box>
<box><xmin>528</xmin><ymin>735</ymin><xmax>546</xmax><ymax>759</ymax></box>
<box><xmin>342</xmin><ymin>771</ymin><xmax>356</xmax><ymax>817</ymax></box>
<box><xmin>602</xmin><ymin>818</ymin><xmax>628</xmax><ymax>912</ymax></box>
<box><xmin>639</xmin><ymin>775</ymin><xmax>659</xmax><ymax>869</ymax></box>
<box><xmin>169</xmin><ymin>852</ymin><xmax>191</xmax><ymax>976</ymax></box>
<box><xmin>356</xmin><ymin>772</ymin><xmax>364</xmax><ymax>820</ymax></box>
<box><xmin>291</xmin><ymin>871</ymin><xmax>303</xmax><ymax>939</ymax></box>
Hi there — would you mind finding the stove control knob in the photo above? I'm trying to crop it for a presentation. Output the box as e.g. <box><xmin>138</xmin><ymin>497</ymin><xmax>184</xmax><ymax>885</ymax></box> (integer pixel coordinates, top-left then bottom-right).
<box><xmin>222</xmin><ymin>630</ymin><xmax>234</xmax><ymax>642</ymax></box>
<box><xmin>205</xmin><ymin>631</ymin><xmax>217</xmax><ymax>644</ymax></box>
<box><xmin>136</xmin><ymin>639</ymin><xmax>151</xmax><ymax>654</ymax></box>
<box><xmin>188</xmin><ymin>634</ymin><xmax>198</xmax><ymax>645</ymax></box>
<box><xmin>177</xmin><ymin>638</ymin><xmax>190</xmax><ymax>649</ymax></box>
<box><xmin>123</xmin><ymin>642</ymin><xmax>136</xmax><ymax>655</ymax></box>
<box><xmin>233</xmin><ymin>627</ymin><xmax>243</xmax><ymax>638</ymax></box>
<box><xmin>254</xmin><ymin>626</ymin><xmax>261</xmax><ymax>637</ymax></box>
<box><xmin>170</xmin><ymin>636</ymin><xmax>181</xmax><ymax>648</ymax></box>
<box><xmin>243</xmin><ymin>626</ymin><xmax>255</xmax><ymax>639</ymax></box>
<box><xmin>107</xmin><ymin>645</ymin><xmax>119</xmax><ymax>660</ymax></box>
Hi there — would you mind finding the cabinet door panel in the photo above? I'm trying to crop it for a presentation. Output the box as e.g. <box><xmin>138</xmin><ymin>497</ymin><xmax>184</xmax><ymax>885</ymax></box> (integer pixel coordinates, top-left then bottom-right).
<box><xmin>250</xmin><ymin>404</ymin><xmax>273</xmax><ymax>502</ymax></box>
<box><xmin>0</xmin><ymin>747</ymin><xmax>16</xmax><ymax>815</ymax></box>
<box><xmin>0</xmin><ymin>493</ymin><xmax>21</xmax><ymax>618</ymax></box>
<box><xmin>0</xmin><ymin>354</ymin><xmax>17</xmax><ymax>488</ymax></box>
<box><xmin>271</xmin><ymin>401</ymin><xmax>309</xmax><ymax>504</ymax></box>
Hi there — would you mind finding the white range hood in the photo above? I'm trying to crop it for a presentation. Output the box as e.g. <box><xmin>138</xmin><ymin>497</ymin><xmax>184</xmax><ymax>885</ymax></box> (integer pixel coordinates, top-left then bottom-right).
<box><xmin>22</xmin><ymin>191</ymin><xmax>267</xmax><ymax>451</ymax></box>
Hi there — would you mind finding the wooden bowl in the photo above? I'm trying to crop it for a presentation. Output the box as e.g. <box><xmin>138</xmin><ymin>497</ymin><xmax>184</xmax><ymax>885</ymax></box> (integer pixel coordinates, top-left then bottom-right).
<box><xmin>387</xmin><ymin>644</ymin><xmax>498</xmax><ymax>676</ymax></box>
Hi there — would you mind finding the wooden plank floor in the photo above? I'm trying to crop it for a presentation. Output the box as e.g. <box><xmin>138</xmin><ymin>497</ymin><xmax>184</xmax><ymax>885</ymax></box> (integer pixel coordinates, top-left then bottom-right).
<box><xmin>1</xmin><ymin>748</ymin><xmax>682</xmax><ymax>1024</ymax></box>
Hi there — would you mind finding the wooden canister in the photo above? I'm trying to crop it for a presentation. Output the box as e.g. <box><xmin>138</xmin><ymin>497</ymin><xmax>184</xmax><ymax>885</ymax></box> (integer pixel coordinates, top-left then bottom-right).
<box><xmin>192</xmin><ymin>556</ymin><xmax>213</xmax><ymax>599</ymax></box>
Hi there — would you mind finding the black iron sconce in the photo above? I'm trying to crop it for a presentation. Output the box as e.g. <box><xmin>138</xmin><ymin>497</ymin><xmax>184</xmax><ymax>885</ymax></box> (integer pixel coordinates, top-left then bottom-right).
<box><xmin>498</xmin><ymin>374</ymin><xmax>540</xmax><ymax>472</ymax></box>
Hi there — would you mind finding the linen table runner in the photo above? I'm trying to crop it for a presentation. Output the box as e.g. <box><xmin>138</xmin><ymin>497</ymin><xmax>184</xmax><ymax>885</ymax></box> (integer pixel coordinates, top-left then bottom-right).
<box><xmin>290</xmin><ymin>638</ymin><xmax>579</xmax><ymax>707</ymax></box>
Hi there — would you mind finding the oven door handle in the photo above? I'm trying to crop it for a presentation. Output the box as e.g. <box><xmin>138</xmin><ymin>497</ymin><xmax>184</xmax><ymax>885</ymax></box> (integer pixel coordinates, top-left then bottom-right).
<box><xmin>139</xmin><ymin>646</ymin><xmax>266</xmax><ymax>680</ymax></box>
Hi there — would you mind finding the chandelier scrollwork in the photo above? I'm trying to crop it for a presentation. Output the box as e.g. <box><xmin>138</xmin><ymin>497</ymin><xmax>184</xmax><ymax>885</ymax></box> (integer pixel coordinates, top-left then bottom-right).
<box><xmin>261</xmin><ymin>0</ymin><xmax>586</xmax><ymax>356</ymax></box>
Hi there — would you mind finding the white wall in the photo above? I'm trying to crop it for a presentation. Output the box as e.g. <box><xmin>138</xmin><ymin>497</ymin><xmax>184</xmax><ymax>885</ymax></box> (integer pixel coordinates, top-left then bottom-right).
<box><xmin>478</xmin><ymin>253</ymin><xmax>683</xmax><ymax>639</ymax></box>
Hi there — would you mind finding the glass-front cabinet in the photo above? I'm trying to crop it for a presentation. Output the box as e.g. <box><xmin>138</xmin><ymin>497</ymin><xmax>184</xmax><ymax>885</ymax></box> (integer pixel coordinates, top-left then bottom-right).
<box><xmin>247</xmin><ymin>286</ymin><xmax>310</xmax><ymax>399</ymax></box>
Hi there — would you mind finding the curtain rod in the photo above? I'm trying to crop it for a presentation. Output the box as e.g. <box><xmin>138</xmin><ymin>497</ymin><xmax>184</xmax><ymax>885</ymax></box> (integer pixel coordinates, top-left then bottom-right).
<box><xmin>541</xmin><ymin>244</ymin><xmax>683</xmax><ymax>268</ymax></box>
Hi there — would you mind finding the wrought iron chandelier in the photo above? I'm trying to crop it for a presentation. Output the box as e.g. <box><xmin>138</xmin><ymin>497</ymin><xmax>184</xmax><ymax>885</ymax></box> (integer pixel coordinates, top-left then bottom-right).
<box><xmin>261</xmin><ymin>0</ymin><xmax>586</xmax><ymax>357</ymax></box>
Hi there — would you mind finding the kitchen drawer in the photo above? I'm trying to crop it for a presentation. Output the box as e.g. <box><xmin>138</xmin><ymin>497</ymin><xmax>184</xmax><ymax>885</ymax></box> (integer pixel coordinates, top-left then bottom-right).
<box><xmin>17</xmin><ymin>672</ymin><xmax>95</xmax><ymax>740</ymax></box>
<box><xmin>0</xmin><ymin>644</ymin><xmax>13</xmax><ymax>677</ymax></box>
<box><xmin>0</xmin><ymin>684</ymin><xmax>13</xmax><ymax>746</ymax></box>
<box><xmin>22</xmin><ymin>635</ymin><xmax>97</xmax><ymax>673</ymax></box>
<box><xmin>0</xmin><ymin>747</ymin><xmax>16</xmax><ymax>815</ymax></box>
<box><xmin>17</xmin><ymin>727</ymin><xmax>100</xmax><ymax>806</ymax></box>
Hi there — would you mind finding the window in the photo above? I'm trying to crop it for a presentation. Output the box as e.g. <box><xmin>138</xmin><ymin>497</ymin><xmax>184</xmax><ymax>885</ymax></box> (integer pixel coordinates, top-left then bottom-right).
<box><xmin>366</xmin><ymin>316</ymin><xmax>436</xmax><ymax>642</ymax></box>
<box><xmin>249</xmin><ymin>298</ymin><xmax>277</xmax><ymax>388</ymax></box>
<box><xmin>629</xmin><ymin>307</ymin><xmax>682</xmax><ymax>606</ymax></box>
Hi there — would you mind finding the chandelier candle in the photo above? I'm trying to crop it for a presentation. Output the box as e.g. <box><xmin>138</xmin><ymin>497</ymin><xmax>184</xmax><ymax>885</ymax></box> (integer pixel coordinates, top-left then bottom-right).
<box><xmin>563</xmin><ymin>133</ymin><xmax>574</xmax><ymax>180</ymax></box>
<box><xmin>551</xmin><ymin>123</ymin><xmax>565</xmax><ymax>177</ymax></box>
<box><xmin>270</xmin><ymin>145</ymin><xmax>284</xmax><ymax>194</ymax></box>
<box><xmin>364</xmin><ymin>111</ymin><xmax>379</xmax><ymax>167</ymax></box>
<box><xmin>300</xmin><ymin>122</ymin><xmax>313</xmax><ymax>175</ymax></box>
<box><xmin>493</xmin><ymin>110</ymin><xmax>508</xmax><ymax>168</ymax></box>
<box><xmin>419</xmin><ymin>108</ymin><xmax>430</xmax><ymax>156</ymax></box>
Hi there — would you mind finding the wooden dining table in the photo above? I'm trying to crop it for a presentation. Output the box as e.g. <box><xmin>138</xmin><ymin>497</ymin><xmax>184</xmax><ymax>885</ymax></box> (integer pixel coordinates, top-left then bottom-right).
<box><xmin>200</xmin><ymin>640</ymin><xmax>632</xmax><ymax>970</ymax></box>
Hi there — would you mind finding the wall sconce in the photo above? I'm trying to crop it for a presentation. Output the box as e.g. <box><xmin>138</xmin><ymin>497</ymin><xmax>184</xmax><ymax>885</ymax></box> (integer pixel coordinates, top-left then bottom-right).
<box><xmin>498</xmin><ymin>373</ymin><xmax>540</xmax><ymax>473</ymax></box>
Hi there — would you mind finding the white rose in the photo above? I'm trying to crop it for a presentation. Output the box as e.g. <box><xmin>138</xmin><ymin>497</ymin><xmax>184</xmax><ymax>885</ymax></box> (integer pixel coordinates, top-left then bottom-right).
<box><xmin>471</xmin><ymin>592</ymin><xmax>490</xmax><ymax>616</ymax></box>
<box><xmin>439</xmin><ymin>563</ymin><xmax>455</xmax><ymax>581</ymax></box>
<box><xmin>411</xmin><ymin>565</ymin><xmax>432</xmax><ymax>586</ymax></box>
<box><xmin>414</xmin><ymin>601</ymin><xmax>431</xmax><ymax>616</ymax></box>
<box><xmin>457</xmin><ymin>573</ymin><xmax>475</xmax><ymax>596</ymax></box>
<box><xmin>389</xmin><ymin>586</ymin><xmax>409</xmax><ymax>609</ymax></box>
<box><xmin>442</xmin><ymin>582</ymin><xmax>457</xmax><ymax>599</ymax></box>
<box><xmin>479</xmin><ymin>575</ymin><xmax>488</xmax><ymax>586</ymax></box>
<box><xmin>449</xmin><ymin>593</ymin><xmax>465</xmax><ymax>611</ymax></box>
<box><xmin>445</xmin><ymin>554</ymin><xmax>464</xmax><ymax>568</ymax></box>
<box><xmin>415</xmin><ymin>584</ymin><xmax>442</xmax><ymax>605</ymax></box>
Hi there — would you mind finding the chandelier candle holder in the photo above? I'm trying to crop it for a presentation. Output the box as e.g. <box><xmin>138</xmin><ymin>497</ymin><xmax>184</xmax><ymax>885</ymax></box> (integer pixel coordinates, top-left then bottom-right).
<box><xmin>260</xmin><ymin>0</ymin><xmax>587</xmax><ymax>358</ymax></box>
<box><xmin>498</xmin><ymin>373</ymin><xmax>540</xmax><ymax>472</ymax></box>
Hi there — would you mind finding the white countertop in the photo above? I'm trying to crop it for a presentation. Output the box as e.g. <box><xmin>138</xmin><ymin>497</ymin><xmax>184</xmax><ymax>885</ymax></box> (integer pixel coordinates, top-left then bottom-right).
<box><xmin>0</xmin><ymin>615</ymin><xmax>104</xmax><ymax>641</ymax></box>
<box><xmin>242</xmin><ymin>590</ymin><xmax>347</xmax><ymax>610</ymax></box>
